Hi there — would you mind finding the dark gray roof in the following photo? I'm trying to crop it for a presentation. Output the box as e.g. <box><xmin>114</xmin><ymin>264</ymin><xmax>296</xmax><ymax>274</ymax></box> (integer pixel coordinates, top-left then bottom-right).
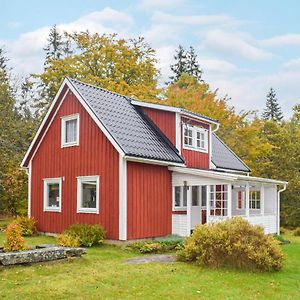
<box><xmin>68</xmin><ymin>78</ymin><xmax>184</xmax><ymax>164</ymax></box>
<box><xmin>212</xmin><ymin>133</ymin><xmax>250</xmax><ymax>173</ymax></box>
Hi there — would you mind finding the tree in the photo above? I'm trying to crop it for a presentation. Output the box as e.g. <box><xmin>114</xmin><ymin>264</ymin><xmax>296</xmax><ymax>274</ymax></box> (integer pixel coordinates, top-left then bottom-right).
<box><xmin>262</xmin><ymin>88</ymin><xmax>283</xmax><ymax>122</ymax></box>
<box><xmin>35</xmin><ymin>32</ymin><xmax>159</xmax><ymax>113</ymax></box>
<box><xmin>169</xmin><ymin>45</ymin><xmax>202</xmax><ymax>84</ymax></box>
<box><xmin>43</xmin><ymin>25</ymin><xmax>72</xmax><ymax>63</ymax></box>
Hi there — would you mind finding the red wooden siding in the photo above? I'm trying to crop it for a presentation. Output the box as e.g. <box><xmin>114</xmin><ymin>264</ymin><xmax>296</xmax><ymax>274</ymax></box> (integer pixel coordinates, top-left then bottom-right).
<box><xmin>127</xmin><ymin>162</ymin><xmax>172</xmax><ymax>239</ymax></box>
<box><xmin>31</xmin><ymin>90</ymin><xmax>119</xmax><ymax>239</ymax></box>
<box><xmin>181</xmin><ymin>117</ymin><xmax>210</xmax><ymax>169</ymax></box>
<box><xmin>142</xmin><ymin>107</ymin><xmax>176</xmax><ymax>144</ymax></box>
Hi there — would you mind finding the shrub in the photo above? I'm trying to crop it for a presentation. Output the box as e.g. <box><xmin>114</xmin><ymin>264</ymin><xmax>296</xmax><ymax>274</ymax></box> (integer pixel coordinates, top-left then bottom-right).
<box><xmin>57</xmin><ymin>234</ymin><xmax>81</xmax><ymax>247</ymax></box>
<box><xmin>177</xmin><ymin>217</ymin><xmax>284</xmax><ymax>271</ymax></box>
<box><xmin>280</xmin><ymin>227</ymin><xmax>286</xmax><ymax>235</ymax></box>
<box><xmin>293</xmin><ymin>227</ymin><xmax>300</xmax><ymax>236</ymax></box>
<box><xmin>64</xmin><ymin>223</ymin><xmax>105</xmax><ymax>247</ymax></box>
<box><xmin>126</xmin><ymin>237</ymin><xmax>183</xmax><ymax>254</ymax></box>
<box><xmin>3</xmin><ymin>223</ymin><xmax>27</xmax><ymax>252</ymax></box>
<box><xmin>14</xmin><ymin>216</ymin><xmax>37</xmax><ymax>236</ymax></box>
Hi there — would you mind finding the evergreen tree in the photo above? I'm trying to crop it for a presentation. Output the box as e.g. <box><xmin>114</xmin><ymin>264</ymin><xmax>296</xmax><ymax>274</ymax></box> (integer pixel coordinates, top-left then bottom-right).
<box><xmin>262</xmin><ymin>88</ymin><xmax>283</xmax><ymax>122</ymax></box>
<box><xmin>169</xmin><ymin>45</ymin><xmax>187</xmax><ymax>84</ymax></box>
<box><xmin>169</xmin><ymin>45</ymin><xmax>203</xmax><ymax>84</ymax></box>
<box><xmin>186</xmin><ymin>46</ymin><xmax>203</xmax><ymax>82</ymax></box>
<box><xmin>43</xmin><ymin>25</ymin><xmax>70</xmax><ymax>62</ymax></box>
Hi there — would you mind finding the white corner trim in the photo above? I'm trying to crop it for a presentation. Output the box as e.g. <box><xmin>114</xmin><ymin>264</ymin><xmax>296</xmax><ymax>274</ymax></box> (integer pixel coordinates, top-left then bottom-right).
<box><xmin>61</xmin><ymin>113</ymin><xmax>80</xmax><ymax>148</ymax></box>
<box><xmin>76</xmin><ymin>175</ymin><xmax>100</xmax><ymax>214</ymax></box>
<box><xmin>209</xmin><ymin>124</ymin><xmax>213</xmax><ymax>168</ymax></box>
<box><xmin>175</xmin><ymin>112</ymin><xmax>181</xmax><ymax>154</ymax></box>
<box><xmin>119</xmin><ymin>155</ymin><xmax>127</xmax><ymax>241</ymax></box>
<box><xmin>27</xmin><ymin>161</ymin><xmax>32</xmax><ymax>217</ymax></box>
<box><xmin>43</xmin><ymin>177</ymin><xmax>62</xmax><ymax>213</ymax></box>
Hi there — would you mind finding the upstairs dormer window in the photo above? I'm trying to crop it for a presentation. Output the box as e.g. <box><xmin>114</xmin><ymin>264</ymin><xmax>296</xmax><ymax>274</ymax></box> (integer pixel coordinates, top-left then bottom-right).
<box><xmin>61</xmin><ymin>114</ymin><xmax>80</xmax><ymax>148</ymax></box>
<box><xmin>183</xmin><ymin>124</ymin><xmax>208</xmax><ymax>152</ymax></box>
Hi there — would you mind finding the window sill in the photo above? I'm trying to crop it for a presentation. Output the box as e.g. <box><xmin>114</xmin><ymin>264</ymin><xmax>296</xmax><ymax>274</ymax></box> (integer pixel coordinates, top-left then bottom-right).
<box><xmin>44</xmin><ymin>207</ymin><xmax>61</xmax><ymax>212</ymax></box>
<box><xmin>77</xmin><ymin>209</ymin><xmax>99</xmax><ymax>214</ymax></box>
<box><xmin>183</xmin><ymin>145</ymin><xmax>208</xmax><ymax>153</ymax></box>
<box><xmin>61</xmin><ymin>142</ymin><xmax>79</xmax><ymax>148</ymax></box>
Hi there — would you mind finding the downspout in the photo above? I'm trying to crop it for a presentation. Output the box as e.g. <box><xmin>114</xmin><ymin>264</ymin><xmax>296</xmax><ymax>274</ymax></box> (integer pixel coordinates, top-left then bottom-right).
<box><xmin>277</xmin><ymin>183</ymin><xmax>287</xmax><ymax>234</ymax></box>
<box><xmin>212</xmin><ymin>123</ymin><xmax>220</xmax><ymax>133</ymax></box>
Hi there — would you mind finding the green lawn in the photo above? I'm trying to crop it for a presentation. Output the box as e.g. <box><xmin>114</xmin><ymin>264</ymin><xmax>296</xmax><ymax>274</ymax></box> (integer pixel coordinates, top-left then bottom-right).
<box><xmin>0</xmin><ymin>232</ymin><xmax>300</xmax><ymax>299</ymax></box>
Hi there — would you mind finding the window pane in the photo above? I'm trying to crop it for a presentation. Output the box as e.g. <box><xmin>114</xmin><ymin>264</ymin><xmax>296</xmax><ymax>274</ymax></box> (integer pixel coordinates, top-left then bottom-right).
<box><xmin>192</xmin><ymin>186</ymin><xmax>199</xmax><ymax>206</ymax></box>
<box><xmin>48</xmin><ymin>183</ymin><xmax>60</xmax><ymax>207</ymax></box>
<box><xmin>183</xmin><ymin>187</ymin><xmax>187</xmax><ymax>207</ymax></box>
<box><xmin>174</xmin><ymin>187</ymin><xmax>181</xmax><ymax>207</ymax></box>
<box><xmin>82</xmin><ymin>182</ymin><xmax>97</xmax><ymax>208</ymax></box>
<box><xmin>201</xmin><ymin>186</ymin><xmax>207</xmax><ymax>206</ymax></box>
<box><xmin>66</xmin><ymin>119</ymin><xmax>77</xmax><ymax>143</ymax></box>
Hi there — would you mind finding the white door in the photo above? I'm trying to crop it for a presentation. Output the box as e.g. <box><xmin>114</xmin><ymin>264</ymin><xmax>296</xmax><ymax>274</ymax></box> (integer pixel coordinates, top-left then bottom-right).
<box><xmin>191</xmin><ymin>186</ymin><xmax>201</xmax><ymax>228</ymax></box>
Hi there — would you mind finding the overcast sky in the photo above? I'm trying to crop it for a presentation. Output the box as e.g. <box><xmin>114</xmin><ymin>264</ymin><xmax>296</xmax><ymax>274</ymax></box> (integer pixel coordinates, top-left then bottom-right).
<box><xmin>1</xmin><ymin>0</ymin><xmax>300</xmax><ymax>117</ymax></box>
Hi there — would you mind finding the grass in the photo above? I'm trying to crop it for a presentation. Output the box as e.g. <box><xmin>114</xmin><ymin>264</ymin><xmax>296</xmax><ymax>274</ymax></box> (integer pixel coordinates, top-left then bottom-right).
<box><xmin>0</xmin><ymin>232</ymin><xmax>299</xmax><ymax>299</ymax></box>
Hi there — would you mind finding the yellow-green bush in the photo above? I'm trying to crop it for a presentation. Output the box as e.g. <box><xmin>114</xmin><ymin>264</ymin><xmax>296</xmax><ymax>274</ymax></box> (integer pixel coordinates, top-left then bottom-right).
<box><xmin>14</xmin><ymin>216</ymin><xmax>37</xmax><ymax>236</ymax></box>
<box><xmin>177</xmin><ymin>217</ymin><xmax>284</xmax><ymax>271</ymax></box>
<box><xmin>293</xmin><ymin>227</ymin><xmax>300</xmax><ymax>236</ymax></box>
<box><xmin>57</xmin><ymin>234</ymin><xmax>80</xmax><ymax>247</ymax></box>
<box><xmin>3</xmin><ymin>223</ymin><xmax>27</xmax><ymax>252</ymax></box>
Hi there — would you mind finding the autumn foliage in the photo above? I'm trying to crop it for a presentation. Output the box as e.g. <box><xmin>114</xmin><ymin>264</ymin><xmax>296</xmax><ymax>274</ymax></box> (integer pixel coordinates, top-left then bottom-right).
<box><xmin>3</xmin><ymin>223</ymin><xmax>27</xmax><ymax>252</ymax></box>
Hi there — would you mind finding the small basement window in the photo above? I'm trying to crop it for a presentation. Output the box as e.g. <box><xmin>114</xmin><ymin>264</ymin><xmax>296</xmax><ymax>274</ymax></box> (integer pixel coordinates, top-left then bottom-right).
<box><xmin>61</xmin><ymin>114</ymin><xmax>79</xmax><ymax>147</ymax></box>
<box><xmin>77</xmin><ymin>176</ymin><xmax>99</xmax><ymax>214</ymax></box>
<box><xmin>43</xmin><ymin>178</ymin><xmax>62</xmax><ymax>212</ymax></box>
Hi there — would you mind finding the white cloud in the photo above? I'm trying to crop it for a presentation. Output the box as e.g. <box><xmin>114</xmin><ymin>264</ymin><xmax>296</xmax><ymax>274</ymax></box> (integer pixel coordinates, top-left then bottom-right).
<box><xmin>139</xmin><ymin>0</ymin><xmax>186</xmax><ymax>10</ymax></box>
<box><xmin>282</xmin><ymin>58</ymin><xmax>300</xmax><ymax>69</ymax></box>
<box><xmin>202</xmin><ymin>30</ymin><xmax>273</xmax><ymax>61</ymax></box>
<box><xmin>261</xmin><ymin>33</ymin><xmax>300</xmax><ymax>47</ymax></box>
<box><xmin>152</xmin><ymin>11</ymin><xmax>238</xmax><ymax>27</ymax></box>
<box><xmin>155</xmin><ymin>45</ymin><xmax>176</xmax><ymax>78</ymax></box>
<box><xmin>2</xmin><ymin>7</ymin><xmax>133</xmax><ymax>75</ymax></box>
<box><xmin>199</xmin><ymin>58</ymin><xmax>237</xmax><ymax>74</ymax></box>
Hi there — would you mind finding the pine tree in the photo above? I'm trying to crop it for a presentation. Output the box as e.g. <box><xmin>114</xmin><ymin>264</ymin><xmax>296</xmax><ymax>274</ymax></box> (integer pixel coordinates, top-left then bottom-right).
<box><xmin>186</xmin><ymin>46</ymin><xmax>203</xmax><ymax>82</ymax></box>
<box><xmin>43</xmin><ymin>25</ymin><xmax>67</xmax><ymax>62</ymax></box>
<box><xmin>169</xmin><ymin>45</ymin><xmax>187</xmax><ymax>84</ymax></box>
<box><xmin>169</xmin><ymin>45</ymin><xmax>203</xmax><ymax>84</ymax></box>
<box><xmin>262</xmin><ymin>88</ymin><xmax>283</xmax><ymax>122</ymax></box>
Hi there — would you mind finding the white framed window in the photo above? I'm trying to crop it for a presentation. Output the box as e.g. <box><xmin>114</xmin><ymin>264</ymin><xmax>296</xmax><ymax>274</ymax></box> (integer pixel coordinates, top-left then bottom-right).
<box><xmin>43</xmin><ymin>178</ymin><xmax>62</xmax><ymax>212</ymax></box>
<box><xmin>183</xmin><ymin>124</ymin><xmax>208</xmax><ymax>152</ymax></box>
<box><xmin>77</xmin><ymin>176</ymin><xmax>100</xmax><ymax>214</ymax></box>
<box><xmin>173</xmin><ymin>186</ymin><xmax>187</xmax><ymax>210</ymax></box>
<box><xmin>61</xmin><ymin>114</ymin><xmax>79</xmax><ymax>147</ymax></box>
<box><xmin>236</xmin><ymin>190</ymin><xmax>245</xmax><ymax>209</ymax></box>
<box><xmin>249</xmin><ymin>191</ymin><xmax>261</xmax><ymax>210</ymax></box>
<box><xmin>209</xmin><ymin>185</ymin><xmax>228</xmax><ymax>216</ymax></box>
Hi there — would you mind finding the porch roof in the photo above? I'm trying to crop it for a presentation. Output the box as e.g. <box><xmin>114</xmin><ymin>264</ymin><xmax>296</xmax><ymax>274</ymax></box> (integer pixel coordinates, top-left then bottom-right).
<box><xmin>168</xmin><ymin>166</ymin><xmax>288</xmax><ymax>186</ymax></box>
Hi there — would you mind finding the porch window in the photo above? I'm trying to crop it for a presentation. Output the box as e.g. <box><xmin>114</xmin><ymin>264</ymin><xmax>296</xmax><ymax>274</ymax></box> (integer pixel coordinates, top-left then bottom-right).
<box><xmin>236</xmin><ymin>191</ymin><xmax>245</xmax><ymax>209</ymax></box>
<box><xmin>183</xmin><ymin>124</ymin><xmax>208</xmax><ymax>152</ymax></box>
<box><xmin>173</xmin><ymin>186</ymin><xmax>187</xmax><ymax>209</ymax></box>
<box><xmin>249</xmin><ymin>191</ymin><xmax>261</xmax><ymax>210</ymax></box>
<box><xmin>210</xmin><ymin>185</ymin><xmax>228</xmax><ymax>216</ymax></box>
<box><xmin>77</xmin><ymin>176</ymin><xmax>99</xmax><ymax>214</ymax></box>
<box><xmin>61</xmin><ymin>114</ymin><xmax>79</xmax><ymax>147</ymax></box>
<box><xmin>43</xmin><ymin>178</ymin><xmax>62</xmax><ymax>212</ymax></box>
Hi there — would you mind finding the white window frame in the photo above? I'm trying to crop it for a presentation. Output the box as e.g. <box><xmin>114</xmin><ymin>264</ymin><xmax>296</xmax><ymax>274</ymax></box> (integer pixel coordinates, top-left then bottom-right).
<box><xmin>61</xmin><ymin>114</ymin><xmax>80</xmax><ymax>148</ymax></box>
<box><xmin>249</xmin><ymin>190</ymin><xmax>261</xmax><ymax>210</ymax></box>
<box><xmin>209</xmin><ymin>185</ymin><xmax>228</xmax><ymax>216</ymax></box>
<box><xmin>43</xmin><ymin>177</ymin><xmax>62</xmax><ymax>212</ymax></box>
<box><xmin>77</xmin><ymin>176</ymin><xmax>100</xmax><ymax>214</ymax></box>
<box><xmin>182</xmin><ymin>123</ymin><xmax>208</xmax><ymax>153</ymax></box>
<box><xmin>173</xmin><ymin>186</ymin><xmax>187</xmax><ymax>210</ymax></box>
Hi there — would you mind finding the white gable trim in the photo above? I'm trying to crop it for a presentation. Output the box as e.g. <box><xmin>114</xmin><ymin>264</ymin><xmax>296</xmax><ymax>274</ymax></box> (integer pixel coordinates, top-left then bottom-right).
<box><xmin>21</xmin><ymin>79</ymin><xmax>125</xmax><ymax>168</ymax></box>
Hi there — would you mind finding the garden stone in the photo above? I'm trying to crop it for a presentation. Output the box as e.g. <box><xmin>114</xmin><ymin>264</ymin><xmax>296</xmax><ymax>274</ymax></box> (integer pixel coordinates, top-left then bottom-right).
<box><xmin>0</xmin><ymin>246</ymin><xmax>86</xmax><ymax>266</ymax></box>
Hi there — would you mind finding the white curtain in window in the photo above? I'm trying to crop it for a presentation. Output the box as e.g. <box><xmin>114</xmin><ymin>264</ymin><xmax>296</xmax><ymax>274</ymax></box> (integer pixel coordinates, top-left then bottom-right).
<box><xmin>66</xmin><ymin>119</ymin><xmax>77</xmax><ymax>143</ymax></box>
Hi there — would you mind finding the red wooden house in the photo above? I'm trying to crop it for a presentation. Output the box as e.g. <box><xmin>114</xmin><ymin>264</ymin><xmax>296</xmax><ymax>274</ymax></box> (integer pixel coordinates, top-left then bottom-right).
<box><xmin>21</xmin><ymin>78</ymin><xmax>287</xmax><ymax>240</ymax></box>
